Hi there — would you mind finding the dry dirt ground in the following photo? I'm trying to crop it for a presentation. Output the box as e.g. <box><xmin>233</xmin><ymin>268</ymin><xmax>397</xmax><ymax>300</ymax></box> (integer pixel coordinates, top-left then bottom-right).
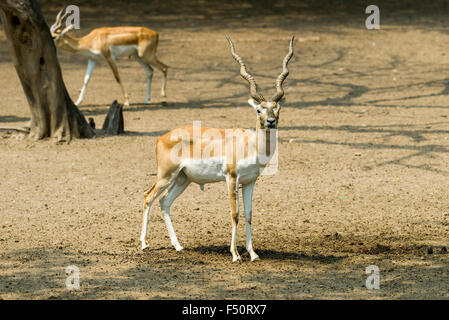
<box><xmin>0</xmin><ymin>0</ymin><xmax>448</xmax><ymax>299</ymax></box>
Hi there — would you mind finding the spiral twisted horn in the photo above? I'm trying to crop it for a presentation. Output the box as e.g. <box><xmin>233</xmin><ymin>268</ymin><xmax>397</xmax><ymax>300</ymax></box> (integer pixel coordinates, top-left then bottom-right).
<box><xmin>226</xmin><ymin>36</ymin><xmax>266</xmax><ymax>103</ymax></box>
<box><xmin>271</xmin><ymin>35</ymin><xmax>294</xmax><ymax>102</ymax></box>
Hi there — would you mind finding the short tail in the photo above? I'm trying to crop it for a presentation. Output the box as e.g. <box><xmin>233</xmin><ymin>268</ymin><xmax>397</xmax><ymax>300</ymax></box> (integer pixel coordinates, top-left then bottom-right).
<box><xmin>144</xmin><ymin>182</ymin><xmax>156</xmax><ymax>199</ymax></box>
<box><xmin>143</xmin><ymin>166</ymin><xmax>184</xmax><ymax>208</ymax></box>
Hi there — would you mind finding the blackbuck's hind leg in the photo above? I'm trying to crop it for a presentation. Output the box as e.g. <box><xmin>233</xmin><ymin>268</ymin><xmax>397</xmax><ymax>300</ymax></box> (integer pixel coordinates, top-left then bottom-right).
<box><xmin>242</xmin><ymin>181</ymin><xmax>259</xmax><ymax>261</ymax></box>
<box><xmin>159</xmin><ymin>172</ymin><xmax>190</xmax><ymax>251</ymax></box>
<box><xmin>140</xmin><ymin>176</ymin><xmax>172</xmax><ymax>250</ymax></box>
<box><xmin>105</xmin><ymin>55</ymin><xmax>130</xmax><ymax>106</ymax></box>
<box><xmin>227</xmin><ymin>174</ymin><xmax>241</xmax><ymax>262</ymax></box>
<box><xmin>76</xmin><ymin>59</ymin><xmax>96</xmax><ymax>106</ymax></box>
<box><xmin>136</xmin><ymin>57</ymin><xmax>153</xmax><ymax>104</ymax></box>
<box><xmin>147</xmin><ymin>57</ymin><xmax>168</xmax><ymax>105</ymax></box>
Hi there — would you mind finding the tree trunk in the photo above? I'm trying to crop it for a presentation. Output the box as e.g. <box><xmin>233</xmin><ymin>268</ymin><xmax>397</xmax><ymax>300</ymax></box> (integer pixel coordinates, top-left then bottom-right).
<box><xmin>0</xmin><ymin>0</ymin><xmax>95</xmax><ymax>142</ymax></box>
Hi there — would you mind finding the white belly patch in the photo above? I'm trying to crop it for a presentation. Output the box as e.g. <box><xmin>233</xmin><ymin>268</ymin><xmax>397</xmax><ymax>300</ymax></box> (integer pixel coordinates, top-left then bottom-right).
<box><xmin>110</xmin><ymin>45</ymin><xmax>138</xmax><ymax>58</ymax></box>
<box><xmin>181</xmin><ymin>158</ymin><xmax>227</xmax><ymax>184</ymax></box>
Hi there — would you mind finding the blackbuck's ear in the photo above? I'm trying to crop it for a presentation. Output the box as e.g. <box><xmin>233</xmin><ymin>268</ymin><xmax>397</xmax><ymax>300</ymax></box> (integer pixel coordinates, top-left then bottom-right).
<box><xmin>248</xmin><ymin>98</ymin><xmax>260</xmax><ymax>111</ymax></box>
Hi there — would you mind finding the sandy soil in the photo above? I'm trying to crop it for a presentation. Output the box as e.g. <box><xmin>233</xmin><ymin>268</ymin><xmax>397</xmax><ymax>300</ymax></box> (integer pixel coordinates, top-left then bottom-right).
<box><xmin>0</xmin><ymin>0</ymin><xmax>448</xmax><ymax>299</ymax></box>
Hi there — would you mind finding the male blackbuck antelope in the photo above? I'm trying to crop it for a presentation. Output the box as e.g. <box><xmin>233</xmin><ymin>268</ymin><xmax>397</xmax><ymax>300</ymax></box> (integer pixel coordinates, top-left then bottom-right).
<box><xmin>50</xmin><ymin>8</ymin><xmax>168</xmax><ymax>106</ymax></box>
<box><xmin>140</xmin><ymin>36</ymin><xmax>294</xmax><ymax>262</ymax></box>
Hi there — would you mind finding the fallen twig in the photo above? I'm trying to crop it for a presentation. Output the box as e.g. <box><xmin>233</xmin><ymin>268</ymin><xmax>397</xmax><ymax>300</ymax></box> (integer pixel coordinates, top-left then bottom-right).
<box><xmin>0</xmin><ymin>126</ymin><xmax>30</xmax><ymax>133</ymax></box>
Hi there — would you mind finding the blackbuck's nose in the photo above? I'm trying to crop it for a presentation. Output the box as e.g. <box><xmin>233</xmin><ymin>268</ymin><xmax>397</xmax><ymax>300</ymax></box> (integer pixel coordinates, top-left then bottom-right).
<box><xmin>266</xmin><ymin>118</ymin><xmax>276</xmax><ymax>127</ymax></box>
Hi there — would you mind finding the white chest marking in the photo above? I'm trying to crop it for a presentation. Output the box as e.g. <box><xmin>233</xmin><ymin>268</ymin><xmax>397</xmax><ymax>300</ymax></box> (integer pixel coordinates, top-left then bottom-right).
<box><xmin>236</xmin><ymin>156</ymin><xmax>261</xmax><ymax>184</ymax></box>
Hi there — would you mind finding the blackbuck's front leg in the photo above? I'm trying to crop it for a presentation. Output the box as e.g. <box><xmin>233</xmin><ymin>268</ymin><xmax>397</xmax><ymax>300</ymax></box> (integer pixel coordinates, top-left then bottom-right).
<box><xmin>242</xmin><ymin>181</ymin><xmax>259</xmax><ymax>261</ymax></box>
<box><xmin>227</xmin><ymin>174</ymin><xmax>241</xmax><ymax>262</ymax></box>
<box><xmin>76</xmin><ymin>59</ymin><xmax>96</xmax><ymax>106</ymax></box>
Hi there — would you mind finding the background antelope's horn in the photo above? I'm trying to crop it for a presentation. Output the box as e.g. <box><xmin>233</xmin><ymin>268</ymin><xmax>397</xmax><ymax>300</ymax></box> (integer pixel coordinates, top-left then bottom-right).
<box><xmin>50</xmin><ymin>8</ymin><xmax>64</xmax><ymax>32</ymax></box>
<box><xmin>60</xmin><ymin>24</ymin><xmax>75</xmax><ymax>36</ymax></box>
<box><xmin>271</xmin><ymin>35</ymin><xmax>295</xmax><ymax>103</ymax></box>
<box><xmin>226</xmin><ymin>36</ymin><xmax>266</xmax><ymax>103</ymax></box>
<box><xmin>50</xmin><ymin>8</ymin><xmax>69</xmax><ymax>32</ymax></box>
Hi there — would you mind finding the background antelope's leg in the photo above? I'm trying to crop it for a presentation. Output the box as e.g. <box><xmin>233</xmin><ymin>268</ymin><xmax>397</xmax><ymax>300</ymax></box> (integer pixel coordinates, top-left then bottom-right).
<box><xmin>147</xmin><ymin>57</ymin><xmax>168</xmax><ymax>104</ymax></box>
<box><xmin>105</xmin><ymin>55</ymin><xmax>130</xmax><ymax>106</ymax></box>
<box><xmin>242</xmin><ymin>181</ymin><xmax>259</xmax><ymax>261</ymax></box>
<box><xmin>140</xmin><ymin>177</ymin><xmax>172</xmax><ymax>250</ymax></box>
<box><xmin>136</xmin><ymin>57</ymin><xmax>153</xmax><ymax>103</ymax></box>
<box><xmin>159</xmin><ymin>172</ymin><xmax>190</xmax><ymax>251</ymax></box>
<box><xmin>160</xmin><ymin>68</ymin><xmax>167</xmax><ymax>104</ymax></box>
<box><xmin>227</xmin><ymin>174</ymin><xmax>241</xmax><ymax>262</ymax></box>
<box><xmin>76</xmin><ymin>59</ymin><xmax>96</xmax><ymax>106</ymax></box>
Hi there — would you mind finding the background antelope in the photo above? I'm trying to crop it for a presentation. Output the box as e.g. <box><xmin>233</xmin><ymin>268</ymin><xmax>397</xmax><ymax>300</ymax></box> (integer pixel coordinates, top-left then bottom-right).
<box><xmin>50</xmin><ymin>8</ymin><xmax>168</xmax><ymax>106</ymax></box>
<box><xmin>140</xmin><ymin>36</ymin><xmax>294</xmax><ymax>262</ymax></box>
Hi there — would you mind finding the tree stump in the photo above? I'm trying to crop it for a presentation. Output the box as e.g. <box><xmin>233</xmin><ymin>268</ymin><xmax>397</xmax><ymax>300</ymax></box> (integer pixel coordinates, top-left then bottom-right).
<box><xmin>102</xmin><ymin>100</ymin><xmax>124</xmax><ymax>135</ymax></box>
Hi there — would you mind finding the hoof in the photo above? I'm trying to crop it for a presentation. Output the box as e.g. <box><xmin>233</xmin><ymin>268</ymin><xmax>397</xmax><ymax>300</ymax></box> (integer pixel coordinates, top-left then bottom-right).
<box><xmin>232</xmin><ymin>255</ymin><xmax>242</xmax><ymax>263</ymax></box>
<box><xmin>250</xmin><ymin>254</ymin><xmax>260</xmax><ymax>262</ymax></box>
<box><xmin>175</xmin><ymin>245</ymin><xmax>184</xmax><ymax>252</ymax></box>
<box><xmin>141</xmin><ymin>241</ymin><xmax>148</xmax><ymax>251</ymax></box>
<box><xmin>161</xmin><ymin>101</ymin><xmax>167</xmax><ymax>106</ymax></box>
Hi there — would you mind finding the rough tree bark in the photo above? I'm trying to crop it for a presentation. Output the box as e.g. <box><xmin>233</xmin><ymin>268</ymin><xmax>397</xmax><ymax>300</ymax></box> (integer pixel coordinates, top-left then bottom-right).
<box><xmin>0</xmin><ymin>0</ymin><xmax>95</xmax><ymax>141</ymax></box>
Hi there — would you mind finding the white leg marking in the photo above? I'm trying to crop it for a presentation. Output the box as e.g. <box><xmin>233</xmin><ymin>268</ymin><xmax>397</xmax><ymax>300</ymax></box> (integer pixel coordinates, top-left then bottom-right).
<box><xmin>243</xmin><ymin>181</ymin><xmax>259</xmax><ymax>261</ymax></box>
<box><xmin>140</xmin><ymin>205</ymin><xmax>151</xmax><ymax>250</ymax></box>
<box><xmin>231</xmin><ymin>225</ymin><xmax>239</xmax><ymax>262</ymax></box>
<box><xmin>76</xmin><ymin>59</ymin><xmax>96</xmax><ymax>105</ymax></box>
<box><xmin>164</xmin><ymin>213</ymin><xmax>183</xmax><ymax>251</ymax></box>
<box><xmin>228</xmin><ymin>175</ymin><xmax>241</xmax><ymax>262</ymax></box>
<box><xmin>235</xmin><ymin>175</ymin><xmax>240</xmax><ymax>214</ymax></box>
